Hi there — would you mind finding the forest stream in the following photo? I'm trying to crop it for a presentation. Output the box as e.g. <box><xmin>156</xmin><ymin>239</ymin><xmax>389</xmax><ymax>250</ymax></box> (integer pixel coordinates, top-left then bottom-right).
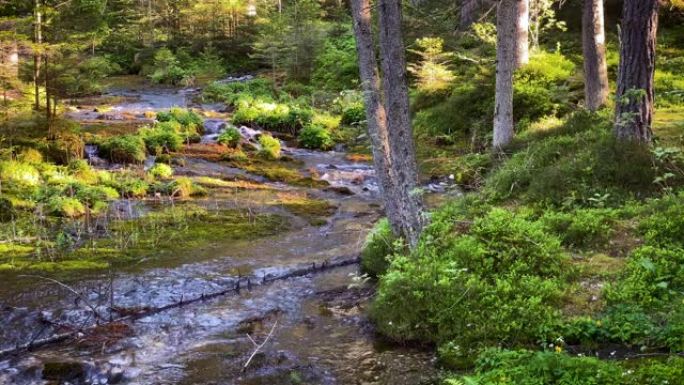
<box><xmin>0</xmin><ymin>82</ymin><xmax>447</xmax><ymax>385</ymax></box>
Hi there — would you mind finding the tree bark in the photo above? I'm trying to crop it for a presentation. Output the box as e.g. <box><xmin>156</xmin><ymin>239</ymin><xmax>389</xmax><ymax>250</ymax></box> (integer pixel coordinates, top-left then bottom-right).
<box><xmin>33</xmin><ymin>0</ymin><xmax>42</xmax><ymax>111</ymax></box>
<box><xmin>614</xmin><ymin>0</ymin><xmax>660</xmax><ymax>142</ymax></box>
<box><xmin>458</xmin><ymin>0</ymin><xmax>493</xmax><ymax>31</ymax></box>
<box><xmin>377</xmin><ymin>0</ymin><xmax>426</xmax><ymax>248</ymax></box>
<box><xmin>582</xmin><ymin>0</ymin><xmax>609</xmax><ymax>111</ymax></box>
<box><xmin>493</xmin><ymin>0</ymin><xmax>517</xmax><ymax>149</ymax></box>
<box><xmin>349</xmin><ymin>0</ymin><xmax>400</xmax><ymax>235</ymax></box>
<box><xmin>515</xmin><ymin>0</ymin><xmax>529</xmax><ymax>68</ymax></box>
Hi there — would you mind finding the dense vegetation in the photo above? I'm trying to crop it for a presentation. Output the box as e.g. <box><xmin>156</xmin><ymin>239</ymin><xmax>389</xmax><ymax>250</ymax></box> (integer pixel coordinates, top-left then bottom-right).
<box><xmin>1</xmin><ymin>0</ymin><xmax>684</xmax><ymax>383</ymax></box>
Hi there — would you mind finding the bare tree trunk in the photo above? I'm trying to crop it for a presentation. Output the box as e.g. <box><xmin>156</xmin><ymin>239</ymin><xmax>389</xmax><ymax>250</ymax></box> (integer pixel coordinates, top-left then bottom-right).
<box><xmin>33</xmin><ymin>0</ymin><xmax>42</xmax><ymax>111</ymax></box>
<box><xmin>493</xmin><ymin>0</ymin><xmax>517</xmax><ymax>149</ymax></box>
<box><xmin>377</xmin><ymin>0</ymin><xmax>426</xmax><ymax>248</ymax></box>
<box><xmin>614</xmin><ymin>0</ymin><xmax>659</xmax><ymax>142</ymax></box>
<box><xmin>583</xmin><ymin>0</ymin><xmax>609</xmax><ymax>111</ymax></box>
<box><xmin>515</xmin><ymin>0</ymin><xmax>529</xmax><ymax>68</ymax></box>
<box><xmin>349</xmin><ymin>0</ymin><xmax>400</xmax><ymax>235</ymax></box>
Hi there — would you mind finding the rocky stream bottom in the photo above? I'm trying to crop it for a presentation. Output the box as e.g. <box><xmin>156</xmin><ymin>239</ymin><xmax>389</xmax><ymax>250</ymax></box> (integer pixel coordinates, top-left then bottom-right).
<box><xmin>0</xmin><ymin>83</ymin><xmax>453</xmax><ymax>385</ymax></box>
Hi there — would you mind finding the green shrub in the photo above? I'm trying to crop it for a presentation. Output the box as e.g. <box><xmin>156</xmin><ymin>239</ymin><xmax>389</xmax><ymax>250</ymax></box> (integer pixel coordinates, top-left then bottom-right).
<box><xmin>0</xmin><ymin>161</ymin><xmax>41</xmax><ymax>187</ymax></box>
<box><xmin>100</xmin><ymin>135</ymin><xmax>147</xmax><ymax>164</ymax></box>
<box><xmin>298</xmin><ymin>124</ymin><xmax>334</xmax><ymax>150</ymax></box>
<box><xmin>639</xmin><ymin>192</ymin><xmax>684</xmax><ymax>248</ymax></box>
<box><xmin>217</xmin><ymin>127</ymin><xmax>242</xmax><ymax>148</ymax></box>
<box><xmin>450</xmin><ymin>349</ymin><xmax>622</xmax><ymax>385</ymax></box>
<box><xmin>232</xmin><ymin>99</ymin><xmax>313</xmax><ymax>134</ymax></box>
<box><xmin>371</xmin><ymin>205</ymin><xmax>567</xmax><ymax>364</ymax></box>
<box><xmin>202</xmin><ymin>78</ymin><xmax>274</xmax><ymax>105</ymax></box>
<box><xmin>17</xmin><ymin>148</ymin><xmax>44</xmax><ymax>164</ymax></box>
<box><xmin>44</xmin><ymin>132</ymin><xmax>85</xmax><ymax>164</ymax></box>
<box><xmin>485</xmin><ymin>112</ymin><xmax>673</xmax><ymax>207</ymax></box>
<box><xmin>156</xmin><ymin>108</ymin><xmax>204</xmax><ymax>132</ymax></box>
<box><xmin>67</xmin><ymin>159</ymin><xmax>98</xmax><ymax>184</ymax></box>
<box><xmin>311</xmin><ymin>28</ymin><xmax>359</xmax><ymax>92</ymax></box>
<box><xmin>258</xmin><ymin>134</ymin><xmax>281</xmax><ymax>159</ymax></box>
<box><xmin>115</xmin><ymin>178</ymin><xmax>149</xmax><ymax>198</ymax></box>
<box><xmin>360</xmin><ymin>219</ymin><xmax>398</xmax><ymax>277</ymax></box>
<box><xmin>148</xmin><ymin>163</ymin><xmax>174</xmax><ymax>179</ymax></box>
<box><xmin>340</xmin><ymin>103</ymin><xmax>366</xmax><ymax>126</ymax></box>
<box><xmin>46</xmin><ymin>196</ymin><xmax>86</xmax><ymax>217</ymax></box>
<box><xmin>140</xmin><ymin>126</ymin><xmax>184</xmax><ymax>154</ymax></box>
<box><xmin>540</xmin><ymin>208</ymin><xmax>616</xmax><ymax>248</ymax></box>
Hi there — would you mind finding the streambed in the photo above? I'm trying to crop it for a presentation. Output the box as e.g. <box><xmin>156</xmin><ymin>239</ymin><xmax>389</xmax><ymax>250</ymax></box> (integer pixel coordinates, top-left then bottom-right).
<box><xmin>0</xmin><ymin>80</ymin><xmax>443</xmax><ymax>384</ymax></box>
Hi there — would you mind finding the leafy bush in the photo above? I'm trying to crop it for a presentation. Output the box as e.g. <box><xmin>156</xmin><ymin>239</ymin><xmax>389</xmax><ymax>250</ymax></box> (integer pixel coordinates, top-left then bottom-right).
<box><xmin>44</xmin><ymin>131</ymin><xmax>85</xmax><ymax>164</ymax></box>
<box><xmin>485</xmin><ymin>111</ymin><xmax>675</xmax><ymax>207</ymax></box>
<box><xmin>203</xmin><ymin>78</ymin><xmax>274</xmax><ymax>105</ymax></box>
<box><xmin>232</xmin><ymin>99</ymin><xmax>313</xmax><ymax>134</ymax></box>
<box><xmin>540</xmin><ymin>208</ymin><xmax>616</xmax><ymax>248</ymax></box>
<box><xmin>17</xmin><ymin>148</ymin><xmax>44</xmax><ymax>164</ymax></box>
<box><xmin>298</xmin><ymin>124</ymin><xmax>334</xmax><ymax>150</ymax></box>
<box><xmin>46</xmin><ymin>196</ymin><xmax>86</xmax><ymax>218</ymax></box>
<box><xmin>311</xmin><ymin>28</ymin><xmax>359</xmax><ymax>92</ymax></box>
<box><xmin>140</xmin><ymin>126</ymin><xmax>184</xmax><ymax>154</ymax></box>
<box><xmin>258</xmin><ymin>134</ymin><xmax>281</xmax><ymax>160</ymax></box>
<box><xmin>217</xmin><ymin>127</ymin><xmax>242</xmax><ymax>148</ymax></box>
<box><xmin>156</xmin><ymin>108</ymin><xmax>204</xmax><ymax>133</ymax></box>
<box><xmin>371</xmin><ymin>204</ymin><xmax>568</xmax><ymax>364</ymax></box>
<box><xmin>340</xmin><ymin>103</ymin><xmax>366</xmax><ymax>126</ymax></box>
<box><xmin>361</xmin><ymin>219</ymin><xmax>398</xmax><ymax>277</ymax></box>
<box><xmin>167</xmin><ymin>177</ymin><xmax>205</xmax><ymax>198</ymax></box>
<box><xmin>148</xmin><ymin>163</ymin><xmax>174</xmax><ymax>179</ymax></box>
<box><xmin>0</xmin><ymin>161</ymin><xmax>41</xmax><ymax>187</ymax></box>
<box><xmin>99</xmin><ymin>135</ymin><xmax>147</xmax><ymax>164</ymax></box>
<box><xmin>639</xmin><ymin>192</ymin><xmax>684</xmax><ymax>248</ymax></box>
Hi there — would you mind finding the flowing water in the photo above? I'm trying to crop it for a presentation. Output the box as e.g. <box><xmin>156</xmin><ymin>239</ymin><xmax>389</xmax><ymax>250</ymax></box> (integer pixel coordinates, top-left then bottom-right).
<box><xmin>0</xmin><ymin>80</ymin><xmax>441</xmax><ymax>384</ymax></box>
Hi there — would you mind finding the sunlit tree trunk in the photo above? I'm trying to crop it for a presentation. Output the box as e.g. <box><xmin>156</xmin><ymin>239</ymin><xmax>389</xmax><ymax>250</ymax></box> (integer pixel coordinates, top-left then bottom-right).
<box><xmin>583</xmin><ymin>0</ymin><xmax>609</xmax><ymax>111</ymax></box>
<box><xmin>515</xmin><ymin>0</ymin><xmax>529</xmax><ymax>67</ymax></box>
<box><xmin>493</xmin><ymin>0</ymin><xmax>517</xmax><ymax>149</ymax></box>
<box><xmin>349</xmin><ymin>0</ymin><xmax>399</xmax><ymax>235</ymax></box>
<box><xmin>614</xmin><ymin>0</ymin><xmax>660</xmax><ymax>142</ymax></box>
<box><xmin>33</xmin><ymin>0</ymin><xmax>42</xmax><ymax>111</ymax></box>
<box><xmin>350</xmin><ymin>0</ymin><xmax>426</xmax><ymax>248</ymax></box>
<box><xmin>377</xmin><ymin>0</ymin><xmax>426</xmax><ymax>248</ymax></box>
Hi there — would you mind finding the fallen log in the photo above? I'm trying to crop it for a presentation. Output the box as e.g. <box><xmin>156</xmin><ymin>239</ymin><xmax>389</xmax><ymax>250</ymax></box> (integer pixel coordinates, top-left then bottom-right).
<box><xmin>0</xmin><ymin>255</ymin><xmax>360</xmax><ymax>359</ymax></box>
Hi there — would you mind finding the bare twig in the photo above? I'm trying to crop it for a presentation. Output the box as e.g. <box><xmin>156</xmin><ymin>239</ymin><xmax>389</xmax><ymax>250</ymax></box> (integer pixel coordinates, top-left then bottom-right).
<box><xmin>19</xmin><ymin>274</ymin><xmax>106</xmax><ymax>321</ymax></box>
<box><xmin>242</xmin><ymin>320</ymin><xmax>278</xmax><ymax>372</ymax></box>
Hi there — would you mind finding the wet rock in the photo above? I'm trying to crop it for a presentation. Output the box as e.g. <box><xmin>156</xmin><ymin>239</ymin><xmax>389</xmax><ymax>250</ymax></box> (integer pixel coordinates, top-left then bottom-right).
<box><xmin>324</xmin><ymin>186</ymin><xmax>354</xmax><ymax>195</ymax></box>
<box><xmin>42</xmin><ymin>361</ymin><xmax>88</xmax><ymax>383</ymax></box>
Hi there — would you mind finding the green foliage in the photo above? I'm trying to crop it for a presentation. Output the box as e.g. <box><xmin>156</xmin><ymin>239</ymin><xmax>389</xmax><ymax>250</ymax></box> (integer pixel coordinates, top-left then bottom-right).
<box><xmin>485</xmin><ymin>111</ymin><xmax>678</xmax><ymax>207</ymax></box>
<box><xmin>46</xmin><ymin>196</ymin><xmax>86</xmax><ymax>218</ymax></box>
<box><xmin>311</xmin><ymin>27</ymin><xmax>359</xmax><ymax>91</ymax></box>
<box><xmin>156</xmin><ymin>108</ymin><xmax>204</xmax><ymax>133</ymax></box>
<box><xmin>202</xmin><ymin>79</ymin><xmax>275</xmax><ymax>106</ymax></box>
<box><xmin>148</xmin><ymin>163</ymin><xmax>174</xmax><ymax>179</ymax></box>
<box><xmin>540</xmin><ymin>208</ymin><xmax>616</xmax><ymax>249</ymax></box>
<box><xmin>360</xmin><ymin>219</ymin><xmax>398</xmax><ymax>277</ymax></box>
<box><xmin>513</xmin><ymin>51</ymin><xmax>578</xmax><ymax>131</ymax></box>
<box><xmin>217</xmin><ymin>127</ymin><xmax>242</xmax><ymax>148</ymax></box>
<box><xmin>167</xmin><ymin>177</ymin><xmax>205</xmax><ymax>198</ymax></box>
<box><xmin>408</xmin><ymin>37</ymin><xmax>455</xmax><ymax>93</ymax></box>
<box><xmin>0</xmin><ymin>198</ymin><xmax>15</xmax><ymax>222</ymax></box>
<box><xmin>0</xmin><ymin>161</ymin><xmax>41</xmax><ymax>187</ymax></box>
<box><xmin>99</xmin><ymin>135</ymin><xmax>147</xmax><ymax>164</ymax></box>
<box><xmin>298</xmin><ymin>123</ymin><xmax>334</xmax><ymax>150</ymax></box>
<box><xmin>340</xmin><ymin>103</ymin><xmax>366</xmax><ymax>126</ymax></box>
<box><xmin>232</xmin><ymin>99</ymin><xmax>314</xmax><ymax>134</ymax></box>
<box><xmin>140</xmin><ymin>125</ymin><xmax>184</xmax><ymax>154</ymax></box>
<box><xmin>371</xmin><ymin>204</ymin><xmax>568</xmax><ymax>364</ymax></box>
<box><xmin>258</xmin><ymin>134</ymin><xmax>282</xmax><ymax>160</ymax></box>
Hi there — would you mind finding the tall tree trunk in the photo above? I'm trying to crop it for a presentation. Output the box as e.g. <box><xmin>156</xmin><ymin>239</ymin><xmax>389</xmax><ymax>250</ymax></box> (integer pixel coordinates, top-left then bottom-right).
<box><xmin>349</xmin><ymin>0</ymin><xmax>400</xmax><ymax>235</ymax></box>
<box><xmin>44</xmin><ymin>54</ymin><xmax>51</xmax><ymax>124</ymax></box>
<box><xmin>377</xmin><ymin>0</ymin><xmax>426</xmax><ymax>248</ymax></box>
<box><xmin>614</xmin><ymin>0</ymin><xmax>659</xmax><ymax>142</ymax></box>
<box><xmin>515</xmin><ymin>0</ymin><xmax>529</xmax><ymax>67</ymax></box>
<box><xmin>493</xmin><ymin>0</ymin><xmax>517</xmax><ymax>149</ymax></box>
<box><xmin>583</xmin><ymin>0</ymin><xmax>609</xmax><ymax>111</ymax></box>
<box><xmin>33</xmin><ymin>0</ymin><xmax>42</xmax><ymax>111</ymax></box>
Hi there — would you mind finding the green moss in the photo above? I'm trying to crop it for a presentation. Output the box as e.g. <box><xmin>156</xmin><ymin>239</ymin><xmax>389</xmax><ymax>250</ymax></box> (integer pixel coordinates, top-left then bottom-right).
<box><xmin>277</xmin><ymin>194</ymin><xmax>336</xmax><ymax>225</ymax></box>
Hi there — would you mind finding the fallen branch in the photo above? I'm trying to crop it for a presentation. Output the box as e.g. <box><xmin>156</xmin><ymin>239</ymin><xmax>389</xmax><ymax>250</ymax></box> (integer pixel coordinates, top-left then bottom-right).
<box><xmin>18</xmin><ymin>274</ymin><xmax>107</xmax><ymax>322</ymax></box>
<box><xmin>242</xmin><ymin>320</ymin><xmax>278</xmax><ymax>372</ymax></box>
<box><xmin>0</xmin><ymin>255</ymin><xmax>360</xmax><ymax>359</ymax></box>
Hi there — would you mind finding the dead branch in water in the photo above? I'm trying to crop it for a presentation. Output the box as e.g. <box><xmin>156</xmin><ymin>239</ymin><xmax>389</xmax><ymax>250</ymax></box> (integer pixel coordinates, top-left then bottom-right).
<box><xmin>0</xmin><ymin>255</ymin><xmax>360</xmax><ymax>359</ymax></box>
<box><xmin>242</xmin><ymin>320</ymin><xmax>278</xmax><ymax>372</ymax></box>
<box><xmin>18</xmin><ymin>274</ymin><xmax>107</xmax><ymax>322</ymax></box>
